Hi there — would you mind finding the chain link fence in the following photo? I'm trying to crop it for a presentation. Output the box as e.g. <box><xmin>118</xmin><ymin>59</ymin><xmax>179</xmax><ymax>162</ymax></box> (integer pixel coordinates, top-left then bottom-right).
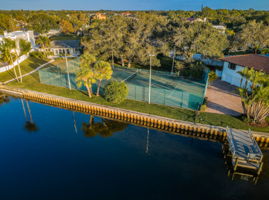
<box><xmin>38</xmin><ymin>58</ymin><xmax>208</xmax><ymax>110</ymax></box>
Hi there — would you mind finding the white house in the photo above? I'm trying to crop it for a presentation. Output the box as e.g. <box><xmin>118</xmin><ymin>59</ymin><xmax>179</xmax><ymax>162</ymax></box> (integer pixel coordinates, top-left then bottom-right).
<box><xmin>220</xmin><ymin>54</ymin><xmax>269</xmax><ymax>88</ymax></box>
<box><xmin>0</xmin><ymin>31</ymin><xmax>36</xmax><ymax>73</ymax></box>
<box><xmin>0</xmin><ymin>31</ymin><xmax>36</xmax><ymax>48</ymax></box>
<box><xmin>212</xmin><ymin>25</ymin><xmax>226</xmax><ymax>34</ymax></box>
<box><xmin>39</xmin><ymin>40</ymin><xmax>81</xmax><ymax>57</ymax></box>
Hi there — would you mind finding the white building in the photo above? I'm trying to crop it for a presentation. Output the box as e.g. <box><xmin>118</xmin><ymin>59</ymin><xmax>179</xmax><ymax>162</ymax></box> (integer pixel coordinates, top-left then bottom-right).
<box><xmin>0</xmin><ymin>31</ymin><xmax>36</xmax><ymax>73</ymax></box>
<box><xmin>212</xmin><ymin>25</ymin><xmax>226</xmax><ymax>34</ymax></box>
<box><xmin>0</xmin><ymin>31</ymin><xmax>36</xmax><ymax>48</ymax></box>
<box><xmin>220</xmin><ymin>54</ymin><xmax>269</xmax><ymax>88</ymax></box>
<box><xmin>40</xmin><ymin>40</ymin><xmax>81</xmax><ymax>57</ymax></box>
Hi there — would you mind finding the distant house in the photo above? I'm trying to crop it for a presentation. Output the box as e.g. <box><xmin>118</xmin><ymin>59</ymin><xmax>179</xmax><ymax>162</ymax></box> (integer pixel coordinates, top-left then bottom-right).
<box><xmin>93</xmin><ymin>13</ymin><xmax>107</xmax><ymax>20</ymax></box>
<box><xmin>220</xmin><ymin>54</ymin><xmax>269</xmax><ymax>88</ymax></box>
<box><xmin>212</xmin><ymin>25</ymin><xmax>226</xmax><ymax>33</ymax></box>
<box><xmin>43</xmin><ymin>29</ymin><xmax>61</xmax><ymax>37</ymax></box>
<box><xmin>40</xmin><ymin>40</ymin><xmax>81</xmax><ymax>57</ymax></box>
<box><xmin>186</xmin><ymin>17</ymin><xmax>207</xmax><ymax>23</ymax></box>
<box><xmin>121</xmin><ymin>12</ymin><xmax>132</xmax><ymax>16</ymax></box>
<box><xmin>121</xmin><ymin>12</ymin><xmax>135</xmax><ymax>17</ymax></box>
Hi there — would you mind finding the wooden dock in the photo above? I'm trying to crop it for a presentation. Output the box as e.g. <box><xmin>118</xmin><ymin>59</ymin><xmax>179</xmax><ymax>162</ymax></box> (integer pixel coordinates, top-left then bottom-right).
<box><xmin>223</xmin><ymin>127</ymin><xmax>263</xmax><ymax>176</ymax></box>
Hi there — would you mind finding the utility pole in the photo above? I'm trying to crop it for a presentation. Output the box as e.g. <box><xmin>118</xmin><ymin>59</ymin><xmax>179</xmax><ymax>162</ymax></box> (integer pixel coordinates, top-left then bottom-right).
<box><xmin>65</xmin><ymin>50</ymin><xmax>72</xmax><ymax>90</ymax></box>
<box><xmin>148</xmin><ymin>54</ymin><xmax>155</xmax><ymax>104</ymax></box>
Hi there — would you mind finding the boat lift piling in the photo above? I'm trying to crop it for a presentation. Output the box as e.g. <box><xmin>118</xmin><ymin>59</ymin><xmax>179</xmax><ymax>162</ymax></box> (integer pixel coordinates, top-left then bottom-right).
<box><xmin>223</xmin><ymin>127</ymin><xmax>264</xmax><ymax>178</ymax></box>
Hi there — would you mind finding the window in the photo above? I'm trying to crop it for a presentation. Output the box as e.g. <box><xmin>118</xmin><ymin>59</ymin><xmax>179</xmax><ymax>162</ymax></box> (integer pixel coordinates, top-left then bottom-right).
<box><xmin>228</xmin><ymin>63</ymin><xmax>236</xmax><ymax>70</ymax></box>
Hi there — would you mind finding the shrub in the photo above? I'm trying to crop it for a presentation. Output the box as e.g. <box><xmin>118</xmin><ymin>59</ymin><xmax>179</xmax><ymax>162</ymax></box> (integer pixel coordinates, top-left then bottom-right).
<box><xmin>181</xmin><ymin>61</ymin><xmax>204</xmax><ymax>80</ymax></box>
<box><xmin>200</xmin><ymin>104</ymin><xmax>207</xmax><ymax>112</ymax></box>
<box><xmin>199</xmin><ymin>97</ymin><xmax>208</xmax><ymax>112</ymax></box>
<box><xmin>266</xmin><ymin>116</ymin><xmax>269</xmax><ymax>124</ymax></box>
<box><xmin>104</xmin><ymin>81</ymin><xmax>128</xmax><ymax>104</ymax></box>
<box><xmin>30</xmin><ymin>51</ymin><xmax>51</xmax><ymax>60</ymax></box>
<box><xmin>208</xmin><ymin>71</ymin><xmax>218</xmax><ymax>83</ymax></box>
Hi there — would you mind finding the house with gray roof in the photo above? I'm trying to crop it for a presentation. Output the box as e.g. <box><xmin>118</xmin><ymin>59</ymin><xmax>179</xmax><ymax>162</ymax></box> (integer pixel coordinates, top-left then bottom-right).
<box><xmin>41</xmin><ymin>40</ymin><xmax>82</xmax><ymax>57</ymax></box>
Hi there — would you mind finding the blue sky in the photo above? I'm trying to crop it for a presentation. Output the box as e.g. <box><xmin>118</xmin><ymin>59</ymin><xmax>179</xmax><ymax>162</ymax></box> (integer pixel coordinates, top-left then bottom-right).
<box><xmin>1</xmin><ymin>0</ymin><xmax>269</xmax><ymax>10</ymax></box>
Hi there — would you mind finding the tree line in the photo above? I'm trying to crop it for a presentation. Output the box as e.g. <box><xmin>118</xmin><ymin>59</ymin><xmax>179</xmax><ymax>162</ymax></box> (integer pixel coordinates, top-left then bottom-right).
<box><xmin>82</xmin><ymin>12</ymin><xmax>269</xmax><ymax>70</ymax></box>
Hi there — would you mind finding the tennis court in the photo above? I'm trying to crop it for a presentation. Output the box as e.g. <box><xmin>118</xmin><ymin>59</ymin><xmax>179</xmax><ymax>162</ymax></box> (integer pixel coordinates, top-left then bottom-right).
<box><xmin>38</xmin><ymin>58</ymin><xmax>208</xmax><ymax>110</ymax></box>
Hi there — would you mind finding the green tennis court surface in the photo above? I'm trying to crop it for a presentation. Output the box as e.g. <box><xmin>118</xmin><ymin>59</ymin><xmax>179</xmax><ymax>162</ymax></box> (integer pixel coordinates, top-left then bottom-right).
<box><xmin>39</xmin><ymin>58</ymin><xmax>208</xmax><ymax>110</ymax></box>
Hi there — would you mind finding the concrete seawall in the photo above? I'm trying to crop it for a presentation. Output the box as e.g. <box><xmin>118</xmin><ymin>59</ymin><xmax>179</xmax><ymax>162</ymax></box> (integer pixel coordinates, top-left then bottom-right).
<box><xmin>1</xmin><ymin>86</ymin><xmax>269</xmax><ymax>147</ymax></box>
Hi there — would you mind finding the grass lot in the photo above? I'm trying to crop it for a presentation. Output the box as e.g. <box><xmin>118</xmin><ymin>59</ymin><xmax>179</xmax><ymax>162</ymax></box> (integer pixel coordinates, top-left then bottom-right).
<box><xmin>0</xmin><ymin>57</ymin><xmax>48</xmax><ymax>83</ymax></box>
<box><xmin>7</xmin><ymin>69</ymin><xmax>269</xmax><ymax>133</ymax></box>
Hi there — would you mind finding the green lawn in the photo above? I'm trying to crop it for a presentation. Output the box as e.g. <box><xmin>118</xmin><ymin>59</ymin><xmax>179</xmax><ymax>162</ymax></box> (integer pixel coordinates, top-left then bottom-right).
<box><xmin>0</xmin><ymin>57</ymin><xmax>48</xmax><ymax>83</ymax></box>
<box><xmin>7</xmin><ymin>69</ymin><xmax>269</xmax><ymax>133</ymax></box>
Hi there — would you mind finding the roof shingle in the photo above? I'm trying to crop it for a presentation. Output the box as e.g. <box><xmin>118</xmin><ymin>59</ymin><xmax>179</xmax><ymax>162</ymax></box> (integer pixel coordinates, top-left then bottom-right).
<box><xmin>221</xmin><ymin>54</ymin><xmax>269</xmax><ymax>73</ymax></box>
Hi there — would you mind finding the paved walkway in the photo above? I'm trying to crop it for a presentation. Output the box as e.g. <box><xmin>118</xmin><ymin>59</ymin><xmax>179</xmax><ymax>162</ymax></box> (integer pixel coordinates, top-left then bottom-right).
<box><xmin>4</xmin><ymin>60</ymin><xmax>54</xmax><ymax>84</ymax></box>
<box><xmin>205</xmin><ymin>79</ymin><xmax>243</xmax><ymax>116</ymax></box>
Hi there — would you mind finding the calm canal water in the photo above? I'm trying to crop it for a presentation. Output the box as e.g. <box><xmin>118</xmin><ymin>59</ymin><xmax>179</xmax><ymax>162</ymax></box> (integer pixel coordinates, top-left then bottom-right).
<box><xmin>0</xmin><ymin>96</ymin><xmax>268</xmax><ymax>200</ymax></box>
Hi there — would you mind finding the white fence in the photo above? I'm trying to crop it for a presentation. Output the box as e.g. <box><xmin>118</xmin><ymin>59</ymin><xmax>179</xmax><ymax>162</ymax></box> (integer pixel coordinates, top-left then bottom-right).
<box><xmin>0</xmin><ymin>55</ymin><xmax>29</xmax><ymax>73</ymax></box>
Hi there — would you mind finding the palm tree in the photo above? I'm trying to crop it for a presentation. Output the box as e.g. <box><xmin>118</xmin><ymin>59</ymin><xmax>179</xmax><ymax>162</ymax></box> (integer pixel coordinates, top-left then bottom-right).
<box><xmin>0</xmin><ymin>38</ymin><xmax>19</xmax><ymax>82</ymax></box>
<box><xmin>76</xmin><ymin>53</ymin><xmax>97</xmax><ymax>98</ymax></box>
<box><xmin>16</xmin><ymin>39</ymin><xmax>31</xmax><ymax>82</ymax></box>
<box><xmin>36</xmin><ymin>36</ymin><xmax>50</xmax><ymax>48</ymax></box>
<box><xmin>238</xmin><ymin>68</ymin><xmax>269</xmax><ymax>124</ymax></box>
<box><xmin>94</xmin><ymin>61</ymin><xmax>113</xmax><ymax>96</ymax></box>
<box><xmin>76</xmin><ymin>67</ymin><xmax>96</xmax><ymax>98</ymax></box>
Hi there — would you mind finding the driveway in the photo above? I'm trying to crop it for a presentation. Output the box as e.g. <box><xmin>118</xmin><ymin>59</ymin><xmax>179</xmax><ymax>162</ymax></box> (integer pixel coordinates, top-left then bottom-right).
<box><xmin>205</xmin><ymin>79</ymin><xmax>243</xmax><ymax>116</ymax></box>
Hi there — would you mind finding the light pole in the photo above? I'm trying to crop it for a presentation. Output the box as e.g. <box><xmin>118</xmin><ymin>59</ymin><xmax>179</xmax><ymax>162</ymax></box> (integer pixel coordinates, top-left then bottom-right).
<box><xmin>65</xmin><ymin>50</ymin><xmax>72</xmax><ymax>90</ymax></box>
<box><xmin>145</xmin><ymin>128</ymin><xmax>150</xmax><ymax>154</ymax></box>
<box><xmin>171</xmin><ymin>46</ymin><xmax>176</xmax><ymax>74</ymax></box>
<box><xmin>148</xmin><ymin>54</ymin><xmax>155</xmax><ymax>104</ymax></box>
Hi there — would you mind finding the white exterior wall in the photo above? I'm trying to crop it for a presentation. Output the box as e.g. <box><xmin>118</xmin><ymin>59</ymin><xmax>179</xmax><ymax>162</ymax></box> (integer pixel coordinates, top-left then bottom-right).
<box><xmin>221</xmin><ymin>62</ymin><xmax>252</xmax><ymax>89</ymax></box>
<box><xmin>216</xmin><ymin>69</ymin><xmax>222</xmax><ymax>77</ymax></box>
<box><xmin>0</xmin><ymin>54</ymin><xmax>29</xmax><ymax>73</ymax></box>
<box><xmin>0</xmin><ymin>31</ymin><xmax>35</xmax><ymax>48</ymax></box>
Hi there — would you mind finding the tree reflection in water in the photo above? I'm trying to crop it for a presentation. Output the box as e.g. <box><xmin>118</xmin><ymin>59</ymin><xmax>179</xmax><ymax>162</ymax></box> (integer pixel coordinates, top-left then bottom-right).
<box><xmin>0</xmin><ymin>94</ymin><xmax>10</xmax><ymax>105</ymax></box>
<box><xmin>21</xmin><ymin>99</ymin><xmax>38</xmax><ymax>132</ymax></box>
<box><xmin>82</xmin><ymin>115</ymin><xmax>128</xmax><ymax>138</ymax></box>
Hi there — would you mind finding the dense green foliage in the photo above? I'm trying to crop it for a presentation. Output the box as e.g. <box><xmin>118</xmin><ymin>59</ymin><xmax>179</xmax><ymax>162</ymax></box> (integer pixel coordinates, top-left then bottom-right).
<box><xmin>29</xmin><ymin>51</ymin><xmax>51</xmax><ymax>60</ymax></box>
<box><xmin>238</xmin><ymin>68</ymin><xmax>269</xmax><ymax>124</ymax></box>
<box><xmin>36</xmin><ymin>36</ymin><xmax>51</xmax><ymax>48</ymax></box>
<box><xmin>0</xmin><ymin>9</ymin><xmax>268</xmax><ymax>59</ymax></box>
<box><xmin>180</xmin><ymin>62</ymin><xmax>205</xmax><ymax>80</ymax></box>
<box><xmin>104</xmin><ymin>81</ymin><xmax>128</xmax><ymax>104</ymax></box>
<box><xmin>19</xmin><ymin>39</ymin><xmax>31</xmax><ymax>56</ymax></box>
<box><xmin>76</xmin><ymin>53</ymin><xmax>112</xmax><ymax>98</ymax></box>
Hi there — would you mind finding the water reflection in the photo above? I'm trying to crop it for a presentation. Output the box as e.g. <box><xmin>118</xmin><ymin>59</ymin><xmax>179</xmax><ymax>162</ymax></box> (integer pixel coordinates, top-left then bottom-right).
<box><xmin>82</xmin><ymin>115</ymin><xmax>128</xmax><ymax>138</ymax></box>
<box><xmin>21</xmin><ymin>99</ymin><xmax>38</xmax><ymax>132</ymax></box>
<box><xmin>145</xmin><ymin>128</ymin><xmax>150</xmax><ymax>154</ymax></box>
<box><xmin>1</xmin><ymin>96</ymin><xmax>269</xmax><ymax>199</ymax></box>
<box><xmin>227</xmin><ymin>170</ymin><xmax>260</xmax><ymax>184</ymax></box>
<box><xmin>72</xmin><ymin>111</ymin><xmax>78</xmax><ymax>135</ymax></box>
<box><xmin>0</xmin><ymin>93</ymin><xmax>10</xmax><ymax>105</ymax></box>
